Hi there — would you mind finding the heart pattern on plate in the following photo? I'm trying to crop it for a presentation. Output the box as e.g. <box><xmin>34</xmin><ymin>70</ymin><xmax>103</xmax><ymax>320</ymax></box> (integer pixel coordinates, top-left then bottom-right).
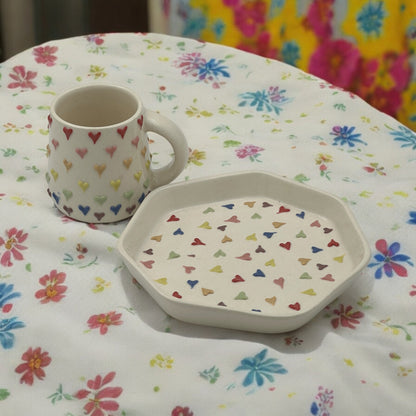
<box><xmin>137</xmin><ymin>198</ymin><xmax>349</xmax><ymax>314</ymax></box>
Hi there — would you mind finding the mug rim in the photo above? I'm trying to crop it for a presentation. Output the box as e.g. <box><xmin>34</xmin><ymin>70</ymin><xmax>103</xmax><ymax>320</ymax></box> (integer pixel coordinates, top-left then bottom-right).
<box><xmin>50</xmin><ymin>83</ymin><xmax>143</xmax><ymax>129</ymax></box>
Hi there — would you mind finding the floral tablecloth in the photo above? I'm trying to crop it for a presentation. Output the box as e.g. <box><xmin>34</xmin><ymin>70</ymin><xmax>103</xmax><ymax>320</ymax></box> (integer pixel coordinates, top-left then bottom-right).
<box><xmin>0</xmin><ymin>33</ymin><xmax>415</xmax><ymax>415</ymax></box>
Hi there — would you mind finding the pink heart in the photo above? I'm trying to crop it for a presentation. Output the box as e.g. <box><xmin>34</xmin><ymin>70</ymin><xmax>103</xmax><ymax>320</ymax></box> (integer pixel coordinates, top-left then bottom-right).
<box><xmin>273</xmin><ymin>277</ymin><xmax>285</xmax><ymax>288</ymax></box>
<box><xmin>117</xmin><ymin>126</ymin><xmax>128</xmax><ymax>138</ymax></box>
<box><xmin>52</xmin><ymin>139</ymin><xmax>59</xmax><ymax>149</ymax></box>
<box><xmin>88</xmin><ymin>131</ymin><xmax>101</xmax><ymax>144</ymax></box>
<box><xmin>310</xmin><ymin>220</ymin><xmax>321</xmax><ymax>227</ymax></box>
<box><xmin>183</xmin><ymin>266</ymin><xmax>196</xmax><ymax>274</ymax></box>
<box><xmin>321</xmin><ymin>274</ymin><xmax>335</xmax><ymax>281</ymax></box>
<box><xmin>138</xmin><ymin>115</ymin><xmax>144</xmax><ymax>128</ymax></box>
<box><xmin>48</xmin><ymin>114</ymin><xmax>53</xmax><ymax>127</ymax></box>
<box><xmin>63</xmin><ymin>127</ymin><xmax>73</xmax><ymax>140</ymax></box>
<box><xmin>105</xmin><ymin>146</ymin><xmax>117</xmax><ymax>158</ymax></box>
<box><xmin>140</xmin><ymin>260</ymin><xmax>154</xmax><ymax>269</ymax></box>
<box><xmin>225</xmin><ymin>215</ymin><xmax>240</xmax><ymax>223</ymax></box>
<box><xmin>236</xmin><ymin>253</ymin><xmax>252</xmax><ymax>261</ymax></box>
<box><xmin>131</xmin><ymin>136</ymin><xmax>140</xmax><ymax>148</ymax></box>
<box><xmin>75</xmin><ymin>148</ymin><xmax>88</xmax><ymax>158</ymax></box>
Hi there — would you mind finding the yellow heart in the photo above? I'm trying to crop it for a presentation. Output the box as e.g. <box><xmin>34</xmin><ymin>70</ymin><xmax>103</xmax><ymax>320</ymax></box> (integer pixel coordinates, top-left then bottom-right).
<box><xmin>63</xmin><ymin>159</ymin><xmax>72</xmax><ymax>171</ymax></box>
<box><xmin>265</xmin><ymin>259</ymin><xmax>275</xmax><ymax>267</ymax></box>
<box><xmin>334</xmin><ymin>255</ymin><xmax>345</xmax><ymax>263</ymax></box>
<box><xmin>145</xmin><ymin>159</ymin><xmax>151</xmax><ymax>170</ymax></box>
<box><xmin>222</xmin><ymin>235</ymin><xmax>232</xmax><ymax>243</ymax></box>
<box><xmin>246</xmin><ymin>233</ymin><xmax>257</xmax><ymax>241</ymax></box>
<box><xmin>210</xmin><ymin>265</ymin><xmax>223</xmax><ymax>273</ymax></box>
<box><xmin>151</xmin><ymin>235</ymin><xmax>162</xmax><ymax>242</ymax></box>
<box><xmin>78</xmin><ymin>181</ymin><xmax>89</xmax><ymax>191</ymax></box>
<box><xmin>94</xmin><ymin>164</ymin><xmax>106</xmax><ymax>177</ymax></box>
<box><xmin>272</xmin><ymin>221</ymin><xmax>286</xmax><ymax>228</ymax></box>
<box><xmin>199</xmin><ymin>221</ymin><xmax>212</xmax><ymax>229</ymax></box>
<box><xmin>123</xmin><ymin>157</ymin><xmax>133</xmax><ymax>169</ymax></box>
<box><xmin>110</xmin><ymin>179</ymin><xmax>121</xmax><ymax>191</ymax></box>
<box><xmin>155</xmin><ymin>278</ymin><xmax>168</xmax><ymax>285</ymax></box>
<box><xmin>244</xmin><ymin>201</ymin><xmax>255</xmax><ymax>207</ymax></box>
<box><xmin>134</xmin><ymin>171</ymin><xmax>142</xmax><ymax>182</ymax></box>
<box><xmin>302</xmin><ymin>288</ymin><xmax>317</xmax><ymax>296</ymax></box>
<box><xmin>298</xmin><ymin>258</ymin><xmax>311</xmax><ymax>265</ymax></box>
<box><xmin>202</xmin><ymin>288</ymin><xmax>214</xmax><ymax>296</ymax></box>
<box><xmin>141</xmin><ymin>147</ymin><xmax>147</xmax><ymax>157</ymax></box>
<box><xmin>265</xmin><ymin>296</ymin><xmax>277</xmax><ymax>305</ymax></box>
<box><xmin>50</xmin><ymin>169</ymin><xmax>58</xmax><ymax>181</ymax></box>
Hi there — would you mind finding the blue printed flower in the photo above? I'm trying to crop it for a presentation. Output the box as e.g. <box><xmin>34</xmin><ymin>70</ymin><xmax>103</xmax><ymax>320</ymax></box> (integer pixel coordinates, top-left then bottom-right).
<box><xmin>389</xmin><ymin>125</ymin><xmax>416</xmax><ymax>150</ymax></box>
<box><xmin>408</xmin><ymin>211</ymin><xmax>416</xmax><ymax>225</ymax></box>
<box><xmin>0</xmin><ymin>317</ymin><xmax>25</xmax><ymax>349</ymax></box>
<box><xmin>235</xmin><ymin>348</ymin><xmax>287</xmax><ymax>387</ymax></box>
<box><xmin>357</xmin><ymin>1</ymin><xmax>386</xmax><ymax>36</ymax></box>
<box><xmin>368</xmin><ymin>239</ymin><xmax>413</xmax><ymax>279</ymax></box>
<box><xmin>197</xmin><ymin>58</ymin><xmax>230</xmax><ymax>81</ymax></box>
<box><xmin>239</xmin><ymin>86</ymin><xmax>291</xmax><ymax>114</ymax></box>
<box><xmin>330</xmin><ymin>125</ymin><xmax>367</xmax><ymax>147</ymax></box>
<box><xmin>0</xmin><ymin>283</ymin><xmax>21</xmax><ymax>309</ymax></box>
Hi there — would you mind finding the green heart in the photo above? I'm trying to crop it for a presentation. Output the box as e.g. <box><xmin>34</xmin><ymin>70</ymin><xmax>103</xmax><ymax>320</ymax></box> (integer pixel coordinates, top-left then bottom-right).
<box><xmin>296</xmin><ymin>230</ymin><xmax>306</xmax><ymax>238</ymax></box>
<box><xmin>203</xmin><ymin>207</ymin><xmax>215</xmax><ymax>214</ymax></box>
<box><xmin>94</xmin><ymin>195</ymin><xmax>107</xmax><ymax>205</ymax></box>
<box><xmin>300</xmin><ymin>272</ymin><xmax>312</xmax><ymax>279</ymax></box>
<box><xmin>214</xmin><ymin>249</ymin><xmax>226</xmax><ymax>258</ymax></box>
<box><xmin>234</xmin><ymin>291</ymin><xmax>248</xmax><ymax>300</ymax></box>
<box><xmin>45</xmin><ymin>172</ymin><xmax>51</xmax><ymax>183</ymax></box>
<box><xmin>63</xmin><ymin>189</ymin><xmax>73</xmax><ymax>200</ymax></box>
<box><xmin>168</xmin><ymin>251</ymin><xmax>180</xmax><ymax>259</ymax></box>
<box><xmin>143</xmin><ymin>178</ymin><xmax>150</xmax><ymax>189</ymax></box>
<box><xmin>251</xmin><ymin>213</ymin><xmax>262</xmax><ymax>219</ymax></box>
<box><xmin>123</xmin><ymin>191</ymin><xmax>134</xmax><ymax>200</ymax></box>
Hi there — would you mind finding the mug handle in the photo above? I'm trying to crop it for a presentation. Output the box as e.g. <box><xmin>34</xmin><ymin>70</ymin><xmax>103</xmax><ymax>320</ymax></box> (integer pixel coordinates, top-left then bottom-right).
<box><xmin>143</xmin><ymin>110</ymin><xmax>189</xmax><ymax>188</ymax></box>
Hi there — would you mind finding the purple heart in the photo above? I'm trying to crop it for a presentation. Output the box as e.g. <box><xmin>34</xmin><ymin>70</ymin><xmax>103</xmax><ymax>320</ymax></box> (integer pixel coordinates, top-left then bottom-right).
<box><xmin>94</xmin><ymin>212</ymin><xmax>105</xmax><ymax>221</ymax></box>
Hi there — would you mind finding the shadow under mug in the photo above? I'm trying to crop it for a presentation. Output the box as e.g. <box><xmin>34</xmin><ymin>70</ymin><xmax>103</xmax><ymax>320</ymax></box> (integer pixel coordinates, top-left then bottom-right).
<box><xmin>46</xmin><ymin>84</ymin><xmax>188</xmax><ymax>223</ymax></box>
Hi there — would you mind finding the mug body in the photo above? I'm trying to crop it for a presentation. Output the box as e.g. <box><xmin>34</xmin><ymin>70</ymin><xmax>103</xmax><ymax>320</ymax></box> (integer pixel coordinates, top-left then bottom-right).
<box><xmin>46</xmin><ymin>84</ymin><xmax>152</xmax><ymax>223</ymax></box>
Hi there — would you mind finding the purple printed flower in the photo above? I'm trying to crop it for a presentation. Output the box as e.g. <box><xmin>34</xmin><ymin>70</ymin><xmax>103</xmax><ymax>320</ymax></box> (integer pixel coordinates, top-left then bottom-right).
<box><xmin>368</xmin><ymin>239</ymin><xmax>413</xmax><ymax>279</ymax></box>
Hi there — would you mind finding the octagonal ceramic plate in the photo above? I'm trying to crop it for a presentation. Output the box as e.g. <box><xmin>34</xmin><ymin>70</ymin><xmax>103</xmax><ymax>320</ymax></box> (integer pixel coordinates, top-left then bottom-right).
<box><xmin>118</xmin><ymin>171</ymin><xmax>370</xmax><ymax>333</ymax></box>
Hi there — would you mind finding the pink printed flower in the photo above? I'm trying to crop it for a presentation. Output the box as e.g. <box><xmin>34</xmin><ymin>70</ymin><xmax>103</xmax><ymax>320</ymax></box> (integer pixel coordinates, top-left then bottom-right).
<box><xmin>35</xmin><ymin>269</ymin><xmax>67</xmax><ymax>303</ymax></box>
<box><xmin>309</xmin><ymin>39</ymin><xmax>360</xmax><ymax>89</ymax></box>
<box><xmin>0</xmin><ymin>227</ymin><xmax>28</xmax><ymax>267</ymax></box>
<box><xmin>86</xmin><ymin>34</ymin><xmax>105</xmax><ymax>45</ymax></box>
<box><xmin>235</xmin><ymin>144</ymin><xmax>264</xmax><ymax>161</ymax></box>
<box><xmin>330</xmin><ymin>304</ymin><xmax>364</xmax><ymax>329</ymax></box>
<box><xmin>74</xmin><ymin>372</ymin><xmax>122</xmax><ymax>416</ymax></box>
<box><xmin>15</xmin><ymin>347</ymin><xmax>51</xmax><ymax>385</ymax></box>
<box><xmin>172</xmin><ymin>406</ymin><xmax>194</xmax><ymax>416</ymax></box>
<box><xmin>33</xmin><ymin>45</ymin><xmax>58</xmax><ymax>66</ymax></box>
<box><xmin>87</xmin><ymin>311</ymin><xmax>123</xmax><ymax>335</ymax></box>
<box><xmin>410</xmin><ymin>285</ymin><xmax>416</xmax><ymax>297</ymax></box>
<box><xmin>8</xmin><ymin>65</ymin><xmax>37</xmax><ymax>90</ymax></box>
<box><xmin>306</xmin><ymin>0</ymin><xmax>334</xmax><ymax>38</ymax></box>
<box><xmin>234</xmin><ymin>1</ymin><xmax>267</xmax><ymax>37</ymax></box>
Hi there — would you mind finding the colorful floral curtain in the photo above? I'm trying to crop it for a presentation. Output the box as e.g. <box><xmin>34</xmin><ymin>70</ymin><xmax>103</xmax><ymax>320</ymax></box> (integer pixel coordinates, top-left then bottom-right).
<box><xmin>161</xmin><ymin>0</ymin><xmax>416</xmax><ymax>131</ymax></box>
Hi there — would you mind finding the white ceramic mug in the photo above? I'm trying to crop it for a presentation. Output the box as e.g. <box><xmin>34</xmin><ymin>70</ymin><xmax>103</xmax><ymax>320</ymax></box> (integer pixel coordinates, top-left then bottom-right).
<box><xmin>46</xmin><ymin>84</ymin><xmax>188</xmax><ymax>223</ymax></box>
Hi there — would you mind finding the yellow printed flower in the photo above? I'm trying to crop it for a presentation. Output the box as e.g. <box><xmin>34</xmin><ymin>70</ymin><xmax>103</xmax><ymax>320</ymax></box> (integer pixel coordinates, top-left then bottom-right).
<box><xmin>150</xmin><ymin>354</ymin><xmax>174</xmax><ymax>369</ymax></box>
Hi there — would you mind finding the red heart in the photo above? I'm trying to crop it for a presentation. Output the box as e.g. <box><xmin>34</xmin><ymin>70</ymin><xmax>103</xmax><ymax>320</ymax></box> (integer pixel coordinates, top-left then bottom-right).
<box><xmin>138</xmin><ymin>115</ymin><xmax>144</xmax><ymax>128</ymax></box>
<box><xmin>167</xmin><ymin>214</ymin><xmax>180</xmax><ymax>222</ymax></box>
<box><xmin>289</xmin><ymin>302</ymin><xmax>301</xmax><ymax>311</ymax></box>
<box><xmin>279</xmin><ymin>242</ymin><xmax>291</xmax><ymax>250</ymax></box>
<box><xmin>63</xmin><ymin>127</ymin><xmax>73</xmax><ymax>140</ymax></box>
<box><xmin>278</xmin><ymin>206</ymin><xmax>290</xmax><ymax>213</ymax></box>
<box><xmin>117</xmin><ymin>126</ymin><xmax>128</xmax><ymax>138</ymax></box>
<box><xmin>236</xmin><ymin>253</ymin><xmax>252</xmax><ymax>261</ymax></box>
<box><xmin>328</xmin><ymin>239</ymin><xmax>340</xmax><ymax>247</ymax></box>
<box><xmin>232</xmin><ymin>275</ymin><xmax>245</xmax><ymax>282</ymax></box>
<box><xmin>191</xmin><ymin>238</ymin><xmax>205</xmax><ymax>246</ymax></box>
<box><xmin>172</xmin><ymin>291</ymin><xmax>182</xmax><ymax>299</ymax></box>
<box><xmin>131</xmin><ymin>136</ymin><xmax>140</xmax><ymax>148</ymax></box>
<box><xmin>88</xmin><ymin>131</ymin><xmax>101</xmax><ymax>144</ymax></box>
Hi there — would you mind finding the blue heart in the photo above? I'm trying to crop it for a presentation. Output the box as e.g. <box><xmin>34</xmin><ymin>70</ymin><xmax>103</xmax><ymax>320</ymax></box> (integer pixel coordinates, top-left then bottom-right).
<box><xmin>251</xmin><ymin>309</ymin><xmax>262</xmax><ymax>312</ymax></box>
<box><xmin>187</xmin><ymin>280</ymin><xmax>199</xmax><ymax>288</ymax></box>
<box><xmin>52</xmin><ymin>192</ymin><xmax>60</xmax><ymax>204</ymax></box>
<box><xmin>138</xmin><ymin>193</ymin><xmax>146</xmax><ymax>204</ymax></box>
<box><xmin>263</xmin><ymin>232</ymin><xmax>276</xmax><ymax>239</ymax></box>
<box><xmin>173</xmin><ymin>228</ymin><xmax>184</xmax><ymax>235</ymax></box>
<box><xmin>253</xmin><ymin>269</ymin><xmax>265</xmax><ymax>277</ymax></box>
<box><xmin>311</xmin><ymin>246</ymin><xmax>323</xmax><ymax>253</ymax></box>
<box><xmin>222</xmin><ymin>204</ymin><xmax>234</xmax><ymax>209</ymax></box>
<box><xmin>110</xmin><ymin>204</ymin><xmax>122</xmax><ymax>215</ymax></box>
<box><xmin>78</xmin><ymin>205</ymin><xmax>90</xmax><ymax>216</ymax></box>
<box><xmin>296</xmin><ymin>211</ymin><xmax>305</xmax><ymax>219</ymax></box>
